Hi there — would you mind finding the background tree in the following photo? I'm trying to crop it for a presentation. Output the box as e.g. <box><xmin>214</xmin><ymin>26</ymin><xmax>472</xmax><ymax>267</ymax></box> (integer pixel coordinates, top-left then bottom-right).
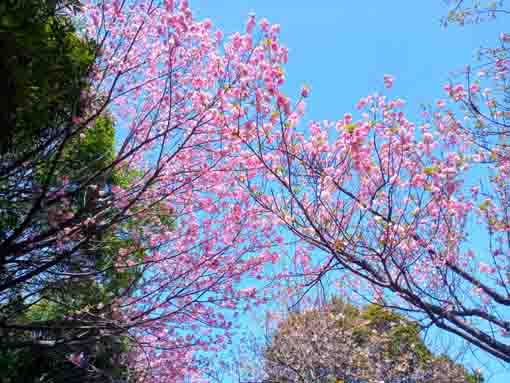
<box><xmin>264</xmin><ymin>300</ymin><xmax>480</xmax><ymax>383</ymax></box>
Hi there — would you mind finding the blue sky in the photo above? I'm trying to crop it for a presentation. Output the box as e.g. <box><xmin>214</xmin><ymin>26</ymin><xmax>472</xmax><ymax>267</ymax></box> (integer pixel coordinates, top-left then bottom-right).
<box><xmin>191</xmin><ymin>1</ymin><xmax>510</xmax><ymax>381</ymax></box>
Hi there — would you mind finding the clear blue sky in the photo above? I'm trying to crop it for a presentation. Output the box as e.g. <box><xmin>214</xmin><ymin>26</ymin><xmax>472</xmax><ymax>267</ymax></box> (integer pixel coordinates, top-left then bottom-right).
<box><xmin>191</xmin><ymin>1</ymin><xmax>510</xmax><ymax>381</ymax></box>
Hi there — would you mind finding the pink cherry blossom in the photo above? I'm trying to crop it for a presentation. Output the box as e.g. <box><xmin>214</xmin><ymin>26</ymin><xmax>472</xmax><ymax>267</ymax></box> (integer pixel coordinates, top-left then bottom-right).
<box><xmin>383</xmin><ymin>74</ymin><xmax>394</xmax><ymax>88</ymax></box>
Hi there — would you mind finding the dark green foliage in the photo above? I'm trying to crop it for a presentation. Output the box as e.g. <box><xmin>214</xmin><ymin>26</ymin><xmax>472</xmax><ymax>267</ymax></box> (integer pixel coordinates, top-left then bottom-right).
<box><xmin>360</xmin><ymin>304</ymin><xmax>432</xmax><ymax>363</ymax></box>
<box><xmin>0</xmin><ymin>2</ymin><xmax>139</xmax><ymax>381</ymax></box>
<box><xmin>0</xmin><ymin>0</ymin><xmax>97</xmax><ymax>240</ymax></box>
<box><xmin>0</xmin><ymin>0</ymin><xmax>95</xmax><ymax>155</ymax></box>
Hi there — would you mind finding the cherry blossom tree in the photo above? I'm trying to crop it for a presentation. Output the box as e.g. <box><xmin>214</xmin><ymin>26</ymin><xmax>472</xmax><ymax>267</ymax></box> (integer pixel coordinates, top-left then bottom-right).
<box><xmin>441</xmin><ymin>1</ymin><xmax>510</xmax><ymax>162</ymax></box>
<box><xmin>207</xmin><ymin>4</ymin><xmax>510</xmax><ymax>368</ymax></box>
<box><xmin>5</xmin><ymin>0</ymin><xmax>510</xmax><ymax>380</ymax></box>
<box><xmin>233</xmin><ymin>69</ymin><xmax>510</xmax><ymax>364</ymax></box>
<box><xmin>442</xmin><ymin>1</ymin><xmax>508</xmax><ymax>26</ymax></box>
<box><xmin>1</xmin><ymin>0</ymin><xmax>290</xmax><ymax>380</ymax></box>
